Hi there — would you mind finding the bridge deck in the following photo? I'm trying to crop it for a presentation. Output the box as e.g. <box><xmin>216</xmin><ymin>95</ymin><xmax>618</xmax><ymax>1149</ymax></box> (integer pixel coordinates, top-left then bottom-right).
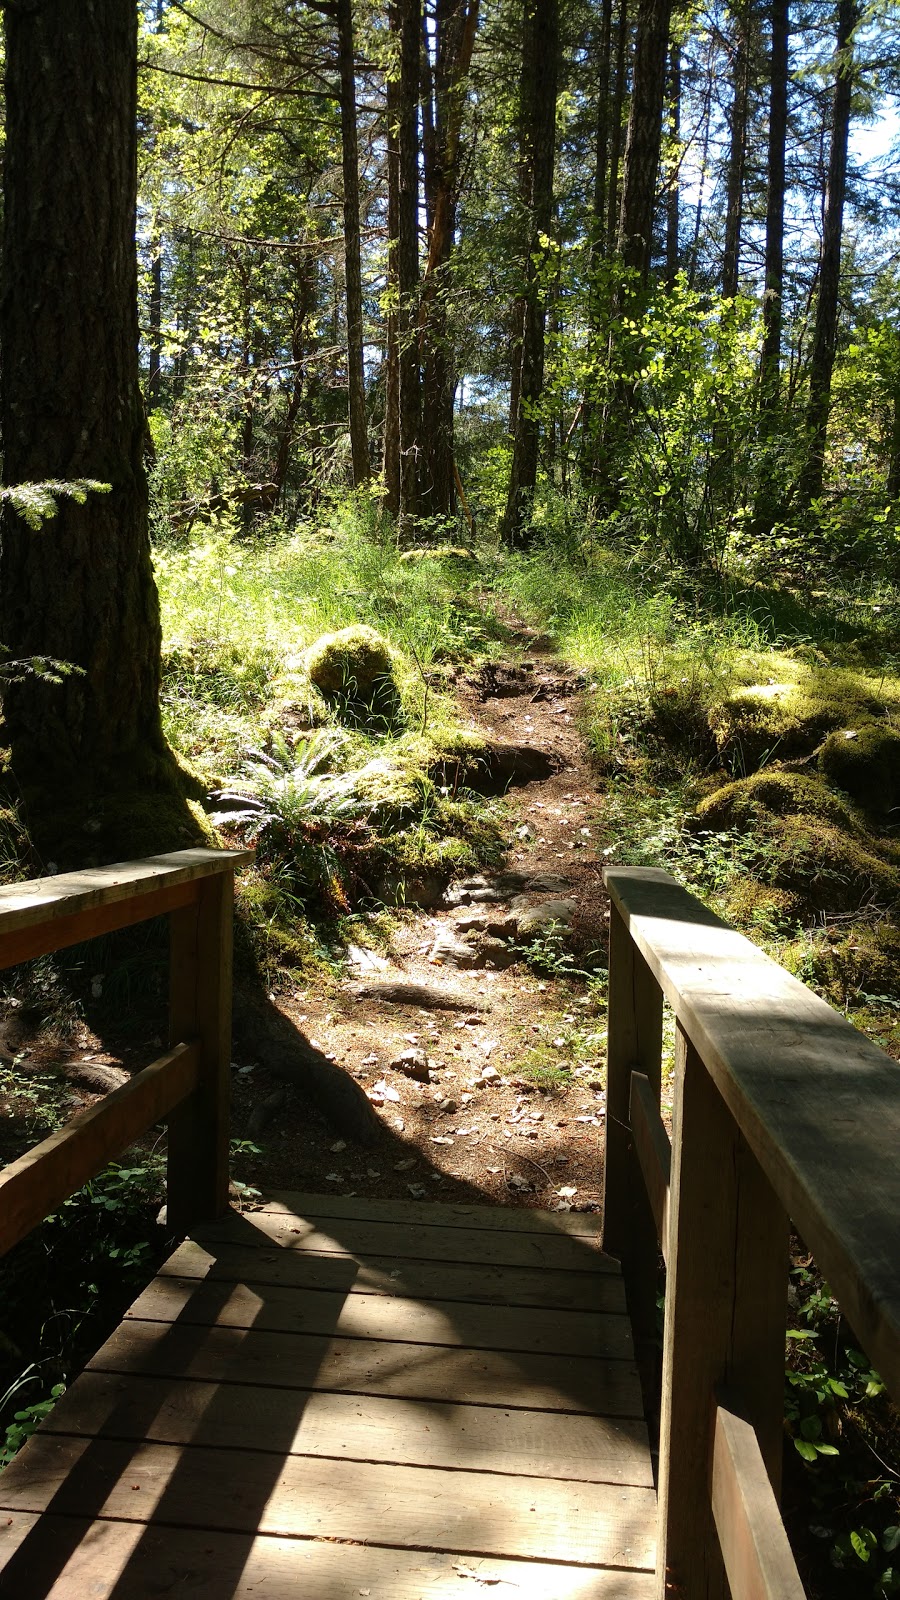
<box><xmin>0</xmin><ymin>1193</ymin><xmax>656</xmax><ymax>1598</ymax></box>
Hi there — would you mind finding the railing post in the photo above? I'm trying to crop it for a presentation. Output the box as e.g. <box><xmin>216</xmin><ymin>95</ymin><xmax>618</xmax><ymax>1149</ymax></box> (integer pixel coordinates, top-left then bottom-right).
<box><xmin>656</xmin><ymin>1023</ymin><xmax>788</xmax><ymax>1599</ymax></box>
<box><xmin>166</xmin><ymin>867</ymin><xmax>235</xmax><ymax>1233</ymax></box>
<box><xmin>603</xmin><ymin>902</ymin><xmax>664</xmax><ymax>1373</ymax></box>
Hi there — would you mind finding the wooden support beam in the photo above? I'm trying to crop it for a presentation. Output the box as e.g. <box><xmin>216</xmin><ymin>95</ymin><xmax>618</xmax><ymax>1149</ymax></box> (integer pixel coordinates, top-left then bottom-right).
<box><xmin>629</xmin><ymin>1071</ymin><xmax>671</xmax><ymax>1262</ymax></box>
<box><xmin>605</xmin><ymin>864</ymin><xmax>900</xmax><ymax>1403</ymax></box>
<box><xmin>603</xmin><ymin>904</ymin><xmax>664</xmax><ymax>1389</ymax></box>
<box><xmin>0</xmin><ymin>1043</ymin><xmax>199</xmax><ymax>1258</ymax></box>
<box><xmin>712</xmin><ymin>1402</ymin><xmax>806</xmax><ymax>1600</ymax></box>
<box><xmin>0</xmin><ymin>849</ymin><xmax>251</xmax><ymax>971</ymax></box>
<box><xmin>166</xmin><ymin>870</ymin><xmax>236</xmax><ymax>1234</ymax></box>
<box><xmin>655</xmin><ymin>1025</ymin><xmax>788</xmax><ymax>1600</ymax></box>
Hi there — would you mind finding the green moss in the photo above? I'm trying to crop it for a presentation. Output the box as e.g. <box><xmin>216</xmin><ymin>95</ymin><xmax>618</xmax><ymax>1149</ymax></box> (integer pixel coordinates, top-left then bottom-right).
<box><xmin>819</xmin><ymin>723</ymin><xmax>900</xmax><ymax>812</ymax></box>
<box><xmin>718</xmin><ymin>880</ymin><xmax>803</xmax><ymax>934</ymax></box>
<box><xmin>792</xmin><ymin>921</ymin><xmax>900</xmax><ymax>1010</ymax></box>
<box><xmin>708</xmin><ymin>659</ymin><xmax>900</xmax><ymax>776</ymax></box>
<box><xmin>398</xmin><ymin>546</ymin><xmax>477</xmax><ymax>564</ymax></box>
<box><xmin>305</xmin><ymin>625</ymin><xmax>394</xmax><ymax>699</ymax></box>
<box><xmin>696</xmin><ymin>771</ymin><xmax>858</xmax><ymax>831</ymax></box>
<box><xmin>695</xmin><ymin>770</ymin><xmax>900</xmax><ymax>917</ymax></box>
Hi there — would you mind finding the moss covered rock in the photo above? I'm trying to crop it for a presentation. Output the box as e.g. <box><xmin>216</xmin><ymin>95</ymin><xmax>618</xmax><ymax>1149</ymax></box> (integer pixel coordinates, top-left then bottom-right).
<box><xmin>695</xmin><ymin>771</ymin><xmax>856</xmax><ymax>831</ymax></box>
<box><xmin>306</xmin><ymin>625</ymin><xmax>394</xmax><ymax>700</ymax></box>
<box><xmin>398</xmin><ymin>545</ymin><xmax>476</xmax><ymax>564</ymax></box>
<box><xmin>819</xmin><ymin>723</ymin><xmax>900</xmax><ymax>813</ymax></box>
<box><xmin>695</xmin><ymin>769</ymin><xmax>900</xmax><ymax>917</ymax></box>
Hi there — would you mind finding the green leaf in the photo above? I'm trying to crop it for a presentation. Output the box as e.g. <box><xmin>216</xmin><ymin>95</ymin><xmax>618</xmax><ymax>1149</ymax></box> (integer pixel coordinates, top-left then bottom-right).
<box><xmin>884</xmin><ymin>1529</ymin><xmax>900</xmax><ymax>1554</ymax></box>
<box><xmin>794</xmin><ymin>1439</ymin><xmax>818</xmax><ymax>1461</ymax></box>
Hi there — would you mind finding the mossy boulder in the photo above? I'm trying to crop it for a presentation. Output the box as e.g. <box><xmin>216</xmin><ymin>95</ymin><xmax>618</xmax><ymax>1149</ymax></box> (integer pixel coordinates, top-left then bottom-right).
<box><xmin>819</xmin><ymin>723</ymin><xmax>900</xmax><ymax>813</ymax></box>
<box><xmin>306</xmin><ymin>625</ymin><xmax>394</xmax><ymax>699</ymax></box>
<box><xmin>695</xmin><ymin>771</ymin><xmax>856</xmax><ymax>832</ymax></box>
<box><xmin>398</xmin><ymin>546</ymin><xmax>476</xmax><ymax>564</ymax></box>
<box><xmin>305</xmin><ymin>625</ymin><xmax>401</xmax><ymax>729</ymax></box>
<box><xmin>694</xmin><ymin>770</ymin><xmax>900</xmax><ymax>917</ymax></box>
<box><xmin>708</xmin><ymin>683</ymin><xmax>845</xmax><ymax>772</ymax></box>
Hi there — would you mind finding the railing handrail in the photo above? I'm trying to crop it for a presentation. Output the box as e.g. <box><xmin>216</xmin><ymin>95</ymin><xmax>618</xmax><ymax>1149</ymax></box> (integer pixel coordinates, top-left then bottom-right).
<box><xmin>602</xmin><ymin>864</ymin><xmax>900</xmax><ymax>1600</ymax></box>
<box><xmin>0</xmin><ymin>846</ymin><xmax>251</xmax><ymax>1256</ymax></box>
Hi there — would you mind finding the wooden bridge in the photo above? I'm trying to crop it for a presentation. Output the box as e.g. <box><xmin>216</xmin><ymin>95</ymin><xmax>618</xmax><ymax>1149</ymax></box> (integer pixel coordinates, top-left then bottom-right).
<box><xmin>0</xmin><ymin>850</ymin><xmax>897</xmax><ymax>1598</ymax></box>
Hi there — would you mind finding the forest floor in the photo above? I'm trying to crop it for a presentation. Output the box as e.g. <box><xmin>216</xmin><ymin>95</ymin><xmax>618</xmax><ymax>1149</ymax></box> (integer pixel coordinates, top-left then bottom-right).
<box><xmin>0</xmin><ymin>632</ymin><xmax>618</xmax><ymax>1218</ymax></box>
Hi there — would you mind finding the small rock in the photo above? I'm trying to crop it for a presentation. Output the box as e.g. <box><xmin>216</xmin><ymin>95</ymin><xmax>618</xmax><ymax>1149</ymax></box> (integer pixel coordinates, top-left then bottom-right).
<box><xmin>515</xmin><ymin>898</ymin><xmax>577</xmax><ymax>936</ymax></box>
<box><xmin>452</xmin><ymin>907</ymin><xmax>518</xmax><ymax>938</ymax></box>
<box><xmin>437</xmin><ymin>1097</ymin><xmax>458</xmax><ymax>1113</ymax></box>
<box><xmin>394</xmin><ymin>1158</ymin><xmax>416</xmax><ymax>1171</ymax></box>
<box><xmin>391</xmin><ymin>1046</ymin><xmax>429</xmax><ymax>1081</ymax></box>
<box><xmin>330</xmin><ymin>1140</ymin><xmax>347</xmax><ymax>1153</ymax></box>
<box><xmin>479</xmin><ymin>1064</ymin><xmax>501</xmax><ymax>1083</ymax></box>
<box><xmin>428</xmin><ymin>930</ymin><xmax>480</xmax><ymax>968</ymax></box>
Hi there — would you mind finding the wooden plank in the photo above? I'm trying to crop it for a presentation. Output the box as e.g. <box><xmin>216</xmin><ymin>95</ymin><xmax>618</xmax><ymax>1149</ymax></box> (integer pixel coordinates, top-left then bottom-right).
<box><xmin>0</xmin><ymin>1044</ymin><xmax>199</xmax><ymax>1258</ymax></box>
<box><xmin>88</xmin><ymin>1317</ymin><xmax>646</xmax><ymax>1415</ymax></box>
<box><xmin>161</xmin><ymin>1235</ymin><xmax>628</xmax><ymax>1312</ymax></box>
<box><xmin>629</xmin><ymin>1071</ymin><xmax>671</xmax><ymax>1262</ymax></box>
<box><xmin>39</xmin><ymin>1369</ymin><xmax>654</xmax><ymax>1485</ymax></box>
<box><xmin>655</xmin><ymin>1026</ymin><xmax>789</xmax><ymax>1600</ymax></box>
<box><xmin>258</xmin><ymin>1188</ymin><xmax>604</xmax><ymax>1238</ymax></box>
<box><xmin>602</xmin><ymin>904</ymin><xmax>663</xmax><ymax>1370</ymax></box>
<box><xmin>0</xmin><ymin>1512</ymin><xmax>658</xmax><ymax>1599</ymax></box>
<box><xmin>123</xmin><ymin>1273</ymin><xmax>635</xmax><ymax>1358</ymax></box>
<box><xmin>0</xmin><ymin>848</ymin><xmax>251</xmax><ymax>970</ymax></box>
<box><xmin>605</xmin><ymin>864</ymin><xmax>900</xmax><ymax>1398</ymax></box>
<box><xmin>712</xmin><ymin>1403</ymin><xmax>806</xmax><ymax>1600</ymax></box>
<box><xmin>167</xmin><ymin>871</ymin><xmax>235</xmax><ymax>1231</ymax></box>
<box><xmin>195</xmin><ymin>1207</ymin><xmax>616</xmax><ymax>1273</ymax></box>
<box><xmin>0</xmin><ymin>1433</ymin><xmax>657</xmax><ymax>1570</ymax></box>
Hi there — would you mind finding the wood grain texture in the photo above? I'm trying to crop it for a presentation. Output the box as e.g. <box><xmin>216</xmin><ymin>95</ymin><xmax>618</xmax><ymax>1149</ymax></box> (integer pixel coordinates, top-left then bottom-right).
<box><xmin>602</xmin><ymin>905</ymin><xmax>664</xmax><ymax>1367</ymax></box>
<box><xmin>0</xmin><ymin>1433</ymin><xmax>657</xmax><ymax>1569</ymax></box>
<box><xmin>123</xmin><ymin>1273</ymin><xmax>634</xmax><ymax>1357</ymax></box>
<box><xmin>195</xmin><ymin>1207</ymin><xmax>612</xmax><ymax>1273</ymax></box>
<box><xmin>88</xmin><ymin>1317</ymin><xmax>645</xmax><ymax>1415</ymax></box>
<box><xmin>629</xmin><ymin>1070</ymin><xmax>671</xmax><ymax>1262</ymax></box>
<box><xmin>258</xmin><ymin>1189</ymin><xmax>604</xmax><ymax>1238</ymax></box>
<box><xmin>655</xmin><ymin>1027</ymin><xmax>788</xmax><ymax>1600</ymax></box>
<box><xmin>712</xmin><ymin>1403</ymin><xmax>806</xmax><ymax>1600</ymax></box>
<box><xmin>0</xmin><ymin>1513</ymin><xmax>657</xmax><ymax>1599</ymax></box>
<box><xmin>39</xmin><ymin>1369</ymin><xmax>654</xmax><ymax>1485</ymax></box>
<box><xmin>605</xmin><ymin>864</ymin><xmax>900</xmax><ymax>1397</ymax></box>
<box><xmin>167</xmin><ymin>872</ymin><xmax>234</xmax><ymax>1230</ymax></box>
<box><xmin>0</xmin><ymin>849</ymin><xmax>250</xmax><ymax>969</ymax></box>
<box><xmin>159</xmin><ymin>1234</ymin><xmax>628</xmax><ymax>1312</ymax></box>
<box><xmin>0</xmin><ymin>1044</ymin><xmax>199</xmax><ymax>1258</ymax></box>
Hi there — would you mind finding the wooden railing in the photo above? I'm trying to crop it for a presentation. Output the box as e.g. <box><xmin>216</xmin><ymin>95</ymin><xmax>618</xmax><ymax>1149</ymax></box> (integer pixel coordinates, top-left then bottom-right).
<box><xmin>0</xmin><ymin>847</ymin><xmax>251</xmax><ymax>1256</ymax></box>
<box><xmin>603</xmin><ymin>865</ymin><xmax>900</xmax><ymax>1600</ymax></box>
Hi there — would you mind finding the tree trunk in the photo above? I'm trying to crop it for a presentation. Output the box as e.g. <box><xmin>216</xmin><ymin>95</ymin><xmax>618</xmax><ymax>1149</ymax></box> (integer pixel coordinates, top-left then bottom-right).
<box><xmin>593</xmin><ymin>0</ymin><xmax>614</xmax><ymax>263</ymax></box>
<box><xmin>617</xmin><ymin>0</ymin><xmax>672</xmax><ymax>281</ymax></box>
<box><xmin>337</xmin><ymin>0</ymin><xmax>370</xmax><ymax>485</ymax></box>
<box><xmin>148</xmin><ymin>243</ymin><xmax>163</xmax><ymax>410</ymax></box>
<box><xmin>383</xmin><ymin>60</ymin><xmax>401</xmax><ymax>517</ymax></box>
<box><xmin>798</xmin><ymin>0</ymin><xmax>856</xmax><ymax>506</ymax></box>
<box><xmin>758</xmin><ymin>0</ymin><xmax>789</xmax><ymax>417</ymax></box>
<box><xmin>722</xmin><ymin>0</ymin><xmax>751</xmax><ymax>300</ymax></box>
<box><xmin>606</xmin><ymin>0</ymin><xmax>630</xmax><ymax>256</ymax></box>
<box><xmin>501</xmin><ymin>0</ymin><xmax>559</xmax><ymax>546</ymax></box>
<box><xmin>665</xmin><ymin>42</ymin><xmax>680</xmax><ymax>286</ymax></box>
<box><xmin>396</xmin><ymin>0</ymin><xmax>422</xmax><ymax>536</ymax></box>
<box><xmin>420</xmin><ymin>0</ymin><xmax>479</xmax><ymax>522</ymax></box>
<box><xmin>0</xmin><ymin>0</ymin><xmax>201</xmax><ymax>865</ymax></box>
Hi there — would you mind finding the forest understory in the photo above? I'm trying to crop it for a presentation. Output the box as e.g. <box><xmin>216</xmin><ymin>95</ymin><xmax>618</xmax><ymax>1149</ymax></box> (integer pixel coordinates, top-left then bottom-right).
<box><xmin>1</xmin><ymin>524</ymin><xmax>900</xmax><ymax>1595</ymax></box>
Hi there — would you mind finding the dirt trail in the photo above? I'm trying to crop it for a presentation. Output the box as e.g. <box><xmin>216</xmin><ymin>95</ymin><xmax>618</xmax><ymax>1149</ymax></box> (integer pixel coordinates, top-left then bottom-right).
<box><xmin>229</xmin><ymin>645</ymin><xmax>615</xmax><ymax>1216</ymax></box>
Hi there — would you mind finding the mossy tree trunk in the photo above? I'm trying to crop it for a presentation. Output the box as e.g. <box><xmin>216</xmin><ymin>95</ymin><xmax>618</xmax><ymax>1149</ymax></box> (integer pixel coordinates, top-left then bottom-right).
<box><xmin>0</xmin><ymin>0</ymin><xmax>203</xmax><ymax>865</ymax></box>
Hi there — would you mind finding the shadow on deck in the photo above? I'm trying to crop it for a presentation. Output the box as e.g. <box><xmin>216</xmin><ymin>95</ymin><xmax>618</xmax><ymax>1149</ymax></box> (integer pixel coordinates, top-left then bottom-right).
<box><xmin>0</xmin><ymin>1192</ymin><xmax>657</xmax><ymax>1599</ymax></box>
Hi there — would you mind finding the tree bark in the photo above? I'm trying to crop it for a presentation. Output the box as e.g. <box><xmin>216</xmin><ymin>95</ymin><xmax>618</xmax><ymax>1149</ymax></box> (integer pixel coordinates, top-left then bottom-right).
<box><xmin>501</xmin><ymin>0</ymin><xmax>559</xmax><ymax>546</ymax></box>
<box><xmin>396</xmin><ymin>0</ymin><xmax>422</xmax><ymax>535</ymax></box>
<box><xmin>0</xmin><ymin>0</ymin><xmax>201</xmax><ymax>864</ymax></box>
<box><xmin>722</xmin><ymin>0</ymin><xmax>751</xmax><ymax>300</ymax></box>
<box><xmin>617</xmin><ymin>0</ymin><xmax>673</xmax><ymax>281</ymax></box>
<box><xmin>337</xmin><ymin>0</ymin><xmax>370</xmax><ymax>485</ymax></box>
<box><xmin>383</xmin><ymin>57</ymin><xmax>402</xmax><ymax>517</ymax></box>
<box><xmin>420</xmin><ymin>0</ymin><xmax>479</xmax><ymax>522</ymax></box>
<box><xmin>665</xmin><ymin>42</ymin><xmax>680</xmax><ymax>286</ymax></box>
<box><xmin>758</xmin><ymin>0</ymin><xmax>789</xmax><ymax>417</ymax></box>
<box><xmin>798</xmin><ymin>0</ymin><xmax>857</xmax><ymax>506</ymax></box>
<box><xmin>606</xmin><ymin>0</ymin><xmax>630</xmax><ymax>257</ymax></box>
